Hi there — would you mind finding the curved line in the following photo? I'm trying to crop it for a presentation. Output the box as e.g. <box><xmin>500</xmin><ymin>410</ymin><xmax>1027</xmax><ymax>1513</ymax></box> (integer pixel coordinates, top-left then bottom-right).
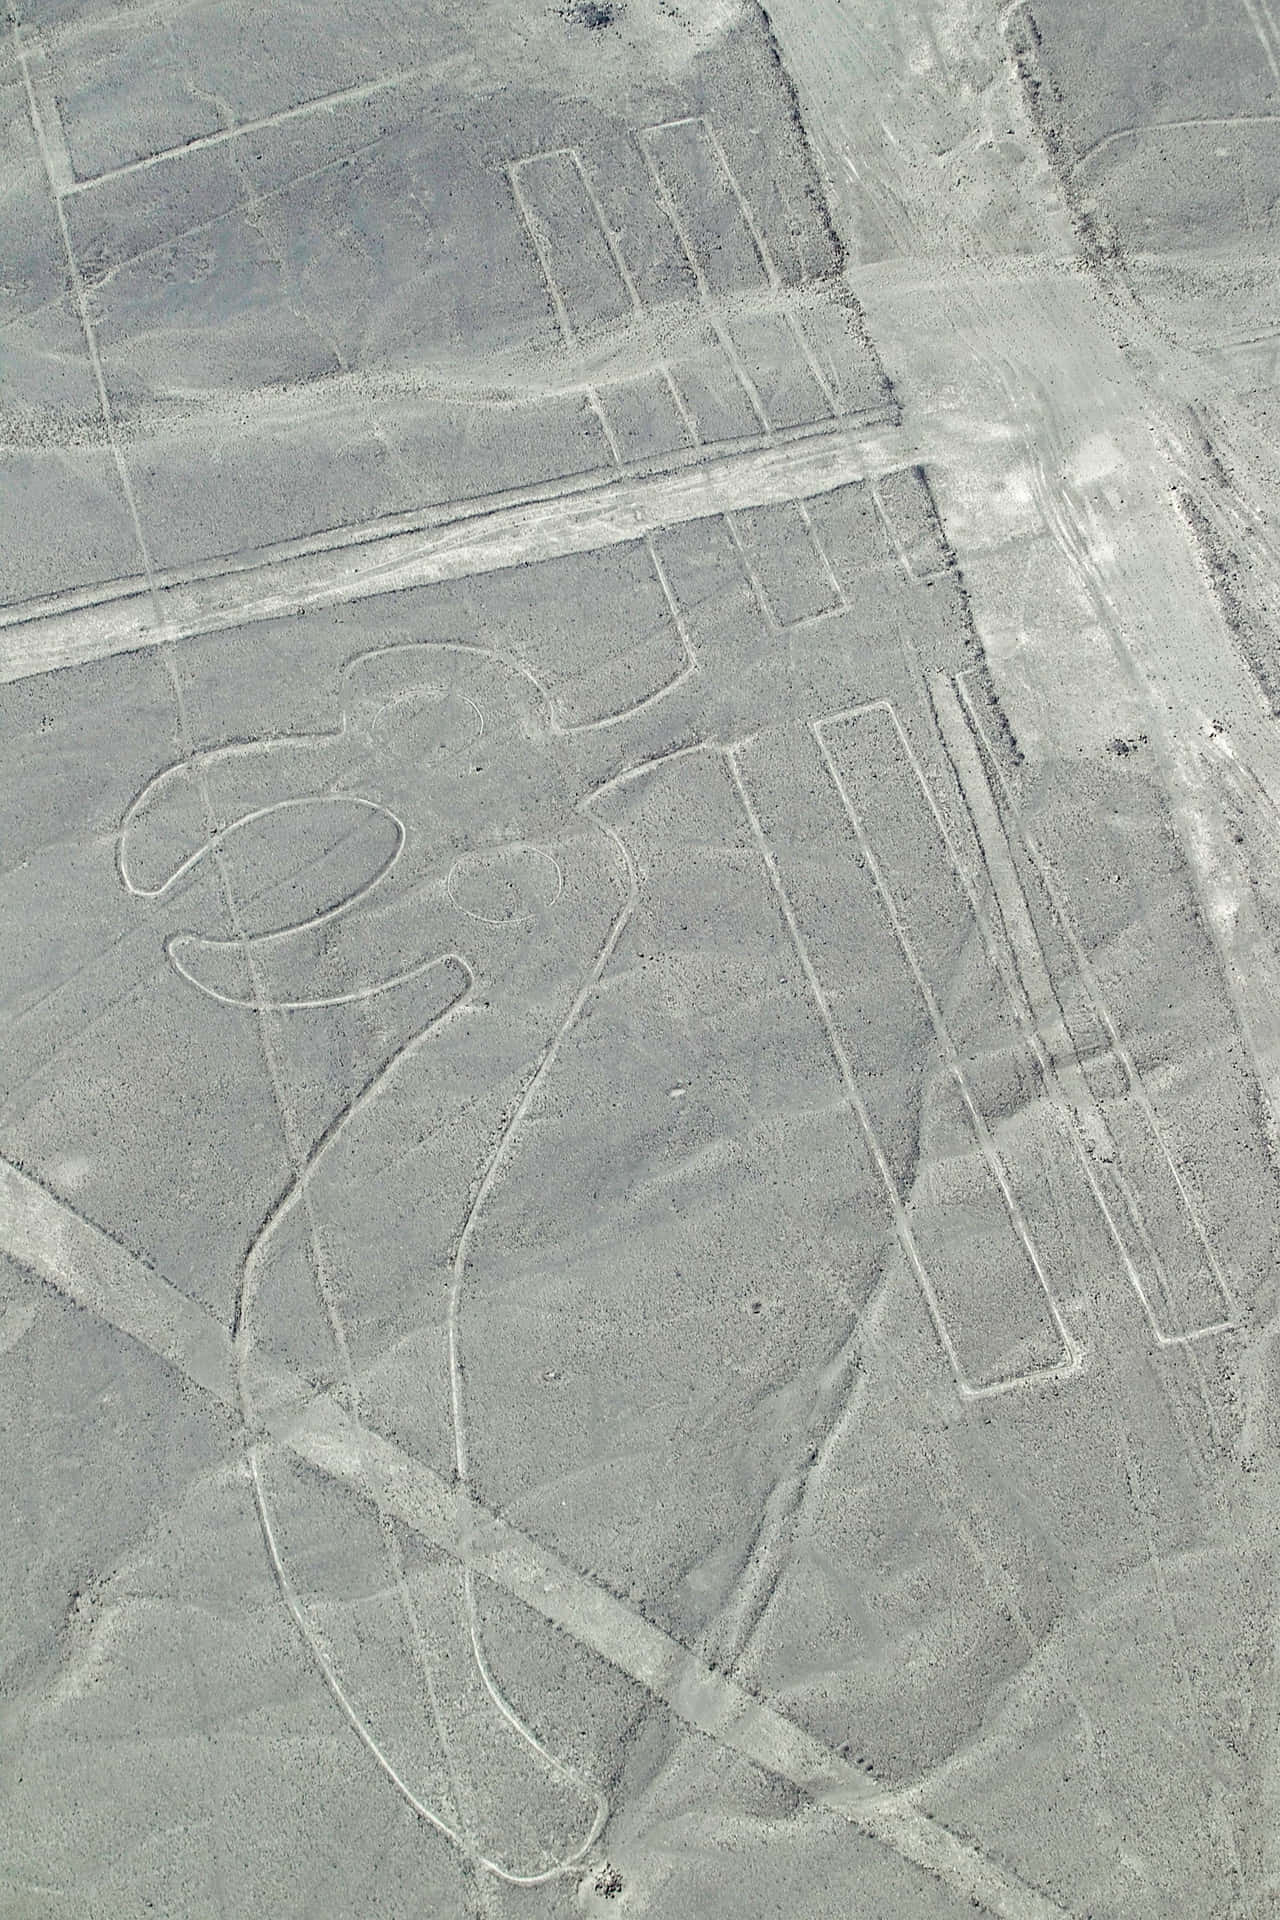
<box><xmin>118</xmin><ymin>727</ymin><xmax>348</xmax><ymax>898</ymax></box>
<box><xmin>1073</xmin><ymin>112</ymin><xmax>1280</xmax><ymax>172</ymax></box>
<box><xmin>154</xmin><ymin>792</ymin><xmax>410</xmax><ymax>1002</ymax></box>
<box><xmin>125</xmin><ymin>640</ymin><xmax>616</xmax><ymax>1877</ymax></box>
<box><xmin>350</xmin><ymin>631</ymin><xmax>689</xmax><ymax>741</ymax></box>
<box><xmin>238</xmin><ymin>948</ymin><xmax>606</xmax><ymax>1881</ymax></box>
<box><xmin>557</xmin><ymin>531</ymin><xmax>698</xmax><ymax>736</ymax></box>
<box><xmin>434</xmin><ymin>809</ymin><xmax>637</xmax><ymax>1877</ymax></box>
<box><xmin>251</xmin><ymin>1450</ymin><xmax>601</xmax><ymax>1887</ymax></box>
<box><xmin>117</xmin><ymin>639</ymin><xmax>556</xmax><ymax>901</ymax></box>
<box><xmin>445</xmin><ymin>807</ymin><xmax>638</xmax><ymax>1484</ymax></box>
<box><xmin>581</xmin><ymin>738</ymin><xmax>717</xmax><ymax>808</ymax></box>
<box><xmin>462</xmin><ymin>1562</ymin><xmax>608</xmax><ymax>1867</ymax></box>
<box><xmin>364</xmin><ymin>681</ymin><xmax>486</xmax><ymax>746</ymax></box>
<box><xmin>559</xmin><ymin>655</ymin><xmax>699</xmax><ymax>735</ymax></box>
<box><xmin>165</xmin><ymin>938</ymin><xmax>450</xmax><ymax>1012</ymax></box>
<box><xmin>161</xmin><ymin>791</ymin><xmax>404</xmax><ymax>928</ymax></box>
<box><xmin>342</xmin><ymin>639</ymin><xmax>559</xmax><ymax>737</ymax></box>
<box><xmin>233</xmin><ymin>954</ymin><xmax>474</xmax><ymax>1347</ymax></box>
<box><xmin>445</xmin><ymin>843</ymin><xmax>565</xmax><ymax>927</ymax></box>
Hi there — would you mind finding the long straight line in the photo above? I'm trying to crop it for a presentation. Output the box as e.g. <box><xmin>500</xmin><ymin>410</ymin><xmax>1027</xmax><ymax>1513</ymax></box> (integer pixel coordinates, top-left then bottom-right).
<box><xmin>21</xmin><ymin>31</ymin><xmax>510</xmax><ymax>1874</ymax></box>
<box><xmin>0</xmin><ymin>1154</ymin><xmax>1067</xmax><ymax>1916</ymax></box>
<box><xmin>60</xmin><ymin>70</ymin><xmax>419</xmax><ymax>197</ymax></box>
<box><xmin>0</xmin><ymin>417</ymin><xmax>919</xmax><ymax>684</ymax></box>
<box><xmin>19</xmin><ymin>24</ymin><xmax>494</xmax><ymax>1879</ymax></box>
<box><xmin>935</xmin><ymin>671</ymin><xmax>1234</xmax><ymax>1349</ymax></box>
<box><xmin>15</xmin><ymin>34</ymin><xmax>73</xmax><ymax>193</ymax></box>
<box><xmin>953</xmin><ymin>674</ymin><xmax>1236</xmax><ymax>1324</ymax></box>
<box><xmin>637</xmin><ymin>122</ymin><xmax>774</xmax><ymax>434</ymax></box>
<box><xmin>722</xmin><ymin>747</ymin><xmax>968</xmax><ymax>1388</ymax></box>
<box><xmin>696</xmin><ymin>115</ymin><xmax>842</xmax><ymax>418</ymax></box>
<box><xmin>813</xmin><ymin>703</ymin><xmax>1079</xmax><ymax>1381</ymax></box>
<box><xmin>15</xmin><ymin>21</ymin><xmax>167</xmax><ymax>634</ymax></box>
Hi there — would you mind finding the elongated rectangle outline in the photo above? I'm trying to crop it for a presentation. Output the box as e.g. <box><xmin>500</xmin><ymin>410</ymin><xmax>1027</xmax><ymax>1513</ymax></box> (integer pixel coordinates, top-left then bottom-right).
<box><xmin>937</xmin><ymin>669</ymin><xmax>1235</xmax><ymax>1344</ymax></box>
<box><xmin>725</xmin><ymin>497</ymin><xmax>848</xmax><ymax>630</ymax></box>
<box><xmin>637</xmin><ymin>114</ymin><xmax>840</xmax><ymax>432</ymax></box>
<box><xmin>509</xmin><ymin>142</ymin><xmax>851</xmax><ymax>642</ymax></box>
<box><xmin>728</xmin><ymin>726</ymin><xmax>1078</xmax><ymax>1399</ymax></box>
<box><xmin>810</xmin><ymin>698</ymin><xmax>1081</xmax><ymax>1394</ymax></box>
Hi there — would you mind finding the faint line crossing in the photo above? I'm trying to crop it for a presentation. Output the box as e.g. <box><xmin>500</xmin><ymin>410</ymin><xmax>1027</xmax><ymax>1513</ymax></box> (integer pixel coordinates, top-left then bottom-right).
<box><xmin>0</xmin><ymin>1153</ymin><xmax>1067</xmax><ymax>1918</ymax></box>
<box><xmin>14</xmin><ymin>15</ymin><xmax>166</xmax><ymax>629</ymax></box>
<box><xmin>0</xmin><ymin>420</ymin><xmax>917</xmax><ymax>686</ymax></box>
<box><xmin>635</xmin><ymin>117</ymin><xmax>850</xmax><ymax>622</ymax></box>
<box><xmin>794</xmin><ymin>496</ymin><xmax>848</xmax><ymax>606</ymax></box>
<box><xmin>637</xmin><ymin>116</ymin><xmax>772</xmax><ymax>431</ymax></box>
<box><xmin>512</xmin><ymin>127</ymin><xmax>851</xmax><ymax>638</ymax></box>
<box><xmin>15</xmin><ymin>32</ymin><xmax>73</xmax><ymax>195</ymax></box>
<box><xmin>676</xmin><ymin>113</ymin><xmax>843</xmax><ymax>415</ymax></box>
<box><xmin>508</xmin><ymin>148</ymin><xmax>698</xmax><ymax>448</ymax></box>
<box><xmin>510</xmin><ymin>146</ymin><xmax>705</xmax><ymax>723</ymax></box>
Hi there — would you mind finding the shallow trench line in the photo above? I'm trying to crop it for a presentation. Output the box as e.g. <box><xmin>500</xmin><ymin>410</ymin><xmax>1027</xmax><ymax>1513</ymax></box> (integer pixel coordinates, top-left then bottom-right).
<box><xmin>0</xmin><ymin>1153</ymin><xmax>1066</xmax><ymax>1918</ymax></box>
<box><xmin>0</xmin><ymin>415</ymin><xmax>923</xmax><ymax>685</ymax></box>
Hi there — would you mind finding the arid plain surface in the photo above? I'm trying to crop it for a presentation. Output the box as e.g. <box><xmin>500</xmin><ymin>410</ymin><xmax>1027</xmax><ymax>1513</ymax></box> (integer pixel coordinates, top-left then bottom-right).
<box><xmin>3</xmin><ymin>1</ymin><xmax>1280</xmax><ymax>1914</ymax></box>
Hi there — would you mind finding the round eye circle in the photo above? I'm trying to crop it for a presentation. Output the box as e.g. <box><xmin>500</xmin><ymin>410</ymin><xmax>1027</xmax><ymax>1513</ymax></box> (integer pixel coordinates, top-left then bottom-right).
<box><xmin>446</xmin><ymin>843</ymin><xmax>564</xmax><ymax>926</ymax></box>
<box><xmin>365</xmin><ymin>685</ymin><xmax>485</xmax><ymax>759</ymax></box>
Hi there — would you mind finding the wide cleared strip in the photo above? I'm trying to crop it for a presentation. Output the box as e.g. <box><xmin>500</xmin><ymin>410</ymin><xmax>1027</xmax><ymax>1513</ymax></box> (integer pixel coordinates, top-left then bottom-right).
<box><xmin>0</xmin><ymin>418</ymin><xmax>917</xmax><ymax>683</ymax></box>
<box><xmin>0</xmin><ymin>1156</ymin><xmax>1072</xmax><ymax>1913</ymax></box>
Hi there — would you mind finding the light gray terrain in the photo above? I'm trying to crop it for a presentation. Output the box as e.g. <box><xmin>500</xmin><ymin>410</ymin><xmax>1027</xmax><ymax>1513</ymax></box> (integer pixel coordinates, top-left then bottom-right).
<box><xmin>2</xmin><ymin>1</ymin><xmax>1280</xmax><ymax>1915</ymax></box>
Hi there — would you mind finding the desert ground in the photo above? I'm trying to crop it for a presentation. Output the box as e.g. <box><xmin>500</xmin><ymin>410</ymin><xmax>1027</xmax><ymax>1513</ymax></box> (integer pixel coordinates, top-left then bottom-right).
<box><xmin>3</xmin><ymin>1</ymin><xmax>1280</xmax><ymax>1914</ymax></box>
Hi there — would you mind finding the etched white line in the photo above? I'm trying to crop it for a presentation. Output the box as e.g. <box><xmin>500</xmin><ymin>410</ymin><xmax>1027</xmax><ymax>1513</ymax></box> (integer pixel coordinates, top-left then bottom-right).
<box><xmin>61</xmin><ymin>70</ymin><xmax>421</xmax><ymax>197</ymax></box>
<box><xmin>0</xmin><ymin>425</ymin><xmax>922</xmax><ymax>684</ymax></box>
<box><xmin>812</xmin><ymin>701</ymin><xmax>1081</xmax><ymax>1392</ymax></box>
<box><xmin>0</xmin><ymin>1149</ymin><xmax>1064</xmax><ymax>1915</ymax></box>
<box><xmin>14</xmin><ymin>30</ymin><xmax>74</xmax><ymax>196</ymax></box>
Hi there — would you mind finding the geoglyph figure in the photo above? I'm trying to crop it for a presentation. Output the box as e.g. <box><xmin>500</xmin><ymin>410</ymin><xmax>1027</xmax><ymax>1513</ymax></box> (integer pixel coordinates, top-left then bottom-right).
<box><xmin>119</xmin><ymin>642</ymin><xmax>630</xmax><ymax>1882</ymax></box>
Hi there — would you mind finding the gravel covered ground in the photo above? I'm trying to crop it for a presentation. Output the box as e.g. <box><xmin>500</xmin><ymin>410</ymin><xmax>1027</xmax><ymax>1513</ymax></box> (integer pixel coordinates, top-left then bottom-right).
<box><xmin>3</xmin><ymin>2</ymin><xmax>1280</xmax><ymax>1914</ymax></box>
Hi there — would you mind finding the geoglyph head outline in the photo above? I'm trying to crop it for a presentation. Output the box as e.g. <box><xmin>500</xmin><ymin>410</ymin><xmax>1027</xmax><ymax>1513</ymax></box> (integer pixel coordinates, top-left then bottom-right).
<box><xmin>117</xmin><ymin>641</ymin><xmax>616</xmax><ymax>1013</ymax></box>
<box><xmin>114</xmin><ymin>638</ymin><xmax>622</xmax><ymax>1887</ymax></box>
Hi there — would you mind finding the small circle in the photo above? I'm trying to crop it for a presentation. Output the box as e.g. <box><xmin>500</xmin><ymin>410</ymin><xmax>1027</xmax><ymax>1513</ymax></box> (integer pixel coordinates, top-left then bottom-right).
<box><xmin>446</xmin><ymin>843</ymin><xmax>564</xmax><ymax>926</ymax></box>
<box><xmin>366</xmin><ymin>685</ymin><xmax>484</xmax><ymax>757</ymax></box>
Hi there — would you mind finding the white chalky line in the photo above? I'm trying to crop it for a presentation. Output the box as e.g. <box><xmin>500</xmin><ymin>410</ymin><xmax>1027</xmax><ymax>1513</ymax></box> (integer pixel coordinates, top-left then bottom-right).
<box><xmin>0</xmin><ymin>1152</ymin><xmax>1066</xmax><ymax>1917</ymax></box>
<box><xmin>0</xmin><ymin>416</ymin><xmax>924</xmax><ymax>686</ymax></box>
